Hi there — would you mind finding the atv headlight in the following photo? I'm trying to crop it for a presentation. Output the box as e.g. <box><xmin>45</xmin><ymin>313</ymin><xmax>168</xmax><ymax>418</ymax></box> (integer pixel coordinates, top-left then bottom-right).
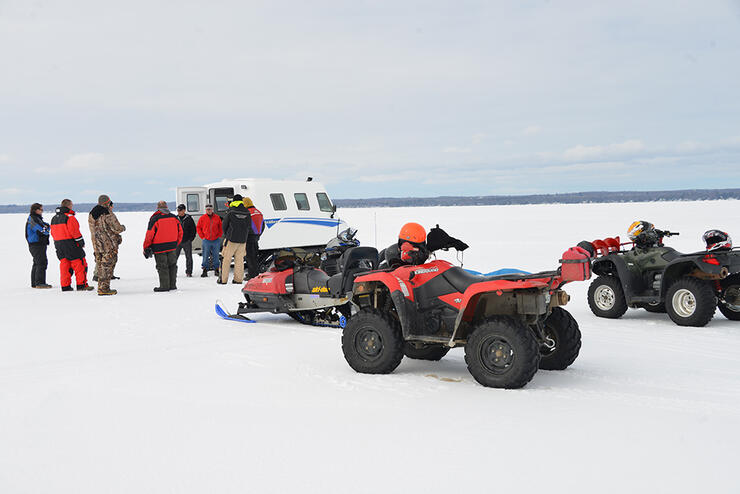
<box><xmin>285</xmin><ymin>283</ymin><xmax>294</xmax><ymax>293</ymax></box>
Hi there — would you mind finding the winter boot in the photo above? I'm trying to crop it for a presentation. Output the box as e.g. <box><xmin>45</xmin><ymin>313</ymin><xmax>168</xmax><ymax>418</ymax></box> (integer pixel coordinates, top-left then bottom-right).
<box><xmin>201</xmin><ymin>268</ymin><xmax>208</xmax><ymax>277</ymax></box>
<box><xmin>232</xmin><ymin>280</ymin><xmax>242</xmax><ymax>284</ymax></box>
<box><xmin>111</xmin><ymin>275</ymin><xmax>120</xmax><ymax>280</ymax></box>
<box><xmin>34</xmin><ymin>284</ymin><xmax>52</xmax><ymax>289</ymax></box>
<box><xmin>61</xmin><ymin>286</ymin><xmax>73</xmax><ymax>292</ymax></box>
<box><xmin>77</xmin><ymin>284</ymin><xmax>95</xmax><ymax>291</ymax></box>
<box><xmin>92</xmin><ymin>275</ymin><xmax>98</xmax><ymax>281</ymax></box>
<box><xmin>153</xmin><ymin>287</ymin><xmax>170</xmax><ymax>292</ymax></box>
<box><xmin>216</xmin><ymin>278</ymin><xmax>227</xmax><ymax>285</ymax></box>
<box><xmin>98</xmin><ymin>289</ymin><xmax>117</xmax><ymax>296</ymax></box>
<box><xmin>186</xmin><ymin>272</ymin><xmax>192</xmax><ymax>278</ymax></box>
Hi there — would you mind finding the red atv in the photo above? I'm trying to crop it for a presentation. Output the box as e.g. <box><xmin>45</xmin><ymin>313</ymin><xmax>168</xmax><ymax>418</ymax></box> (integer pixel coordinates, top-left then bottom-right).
<box><xmin>341</xmin><ymin>226</ymin><xmax>592</xmax><ymax>389</ymax></box>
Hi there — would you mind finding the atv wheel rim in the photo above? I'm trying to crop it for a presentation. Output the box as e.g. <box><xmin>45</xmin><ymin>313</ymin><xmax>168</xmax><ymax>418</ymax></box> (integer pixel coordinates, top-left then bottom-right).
<box><xmin>594</xmin><ymin>285</ymin><xmax>616</xmax><ymax>311</ymax></box>
<box><xmin>355</xmin><ymin>328</ymin><xmax>383</xmax><ymax>361</ymax></box>
<box><xmin>672</xmin><ymin>289</ymin><xmax>696</xmax><ymax>318</ymax></box>
<box><xmin>480</xmin><ymin>337</ymin><xmax>514</xmax><ymax>374</ymax></box>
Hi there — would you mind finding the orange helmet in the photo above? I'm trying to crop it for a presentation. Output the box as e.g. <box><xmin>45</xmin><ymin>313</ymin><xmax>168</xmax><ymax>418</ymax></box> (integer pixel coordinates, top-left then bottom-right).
<box><xmin>399</xmin><ymin>222</ymin><xmax>426</xmax><ymax>244</ymax></box>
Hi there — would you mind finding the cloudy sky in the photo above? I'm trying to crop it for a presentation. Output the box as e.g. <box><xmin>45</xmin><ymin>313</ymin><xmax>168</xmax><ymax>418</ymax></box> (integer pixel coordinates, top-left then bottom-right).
<box><xmin>1</xmin><ymin>0</ymin><xmax>739</xmax><ymax>203</ymax></box>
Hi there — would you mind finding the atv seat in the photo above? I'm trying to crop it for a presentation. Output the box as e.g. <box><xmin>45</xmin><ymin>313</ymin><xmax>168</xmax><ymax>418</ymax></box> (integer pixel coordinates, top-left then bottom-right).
<box><xmin>442</xmin><ymin>266</ymin><xmax>527</xmax><ymax>293</ymax></box>
<box><xmin>328</xmin><ymin>246</ymin><xmax>379</xmax><ymax>296</ymax></box>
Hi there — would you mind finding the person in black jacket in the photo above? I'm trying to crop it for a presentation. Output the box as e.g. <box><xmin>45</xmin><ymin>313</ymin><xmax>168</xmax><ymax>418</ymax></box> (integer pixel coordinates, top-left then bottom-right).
<box><xmin>25</xmin><ymin>202</ymin><xmax>52</xmax><ymax>288</ymax></box>
<box><xmin>219</xmin><ymin>194</ymin><xmax>251</xmax><ymax>284</ymax></box>
<box><xmin>176</xmin><ymin>204</ymin><xmax>197</xmax><ymax>277</ymax></box>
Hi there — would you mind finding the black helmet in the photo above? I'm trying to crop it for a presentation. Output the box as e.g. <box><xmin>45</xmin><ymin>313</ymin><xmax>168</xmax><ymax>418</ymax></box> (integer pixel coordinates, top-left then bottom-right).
<box><xmin>703</xmin><ymin>230</ymin><xmax>732</xmax><ymax>251</ymax></box>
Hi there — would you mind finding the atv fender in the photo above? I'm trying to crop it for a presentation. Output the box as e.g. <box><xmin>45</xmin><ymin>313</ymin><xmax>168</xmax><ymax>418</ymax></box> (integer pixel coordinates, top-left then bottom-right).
<box><xmin>592</xmin><ymin>254</ymin><xmax>645</xmax><ymax>301</ymax></box>
<box><xmin>353</xmin><ymin>273</ymin><xmax>417</xmax><ymax>339</ymax></box>
<box><xmin>661</xmin><ymin>258</ymin><xmax>728</xmax><ymax>294</ymax></box>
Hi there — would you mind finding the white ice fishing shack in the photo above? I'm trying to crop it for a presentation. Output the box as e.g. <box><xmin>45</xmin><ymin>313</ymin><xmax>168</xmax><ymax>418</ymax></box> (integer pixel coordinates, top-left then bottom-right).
<box><xmin>175</xmin><ymin>178</ymin><xmax>349</xmax><ymax>255</ymax></box>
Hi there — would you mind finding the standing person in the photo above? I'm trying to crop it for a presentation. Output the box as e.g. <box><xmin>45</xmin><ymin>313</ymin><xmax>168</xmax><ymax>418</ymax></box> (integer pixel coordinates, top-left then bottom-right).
<box><xmin>242</xmin><ymin>197</ymin><xmax>265</xmax><ymax>279</ymax></box>
<box><xmin>50</xmin><ymin>199</ymin><xmax>94</xmax><ymax>291</ymax></box>
<box><xmin>143</xmin><ymin>201</ymin><xmax>183</xmax><ymax>292</ymax></box>
<box><xmin>219</xmin><ymin>194</ymin><xmax>250</xmax><ymax>285</ymax></box>
<box><xmin>89</xmin><ymin>195</ymin><xmax>126</xmax><ymax>296</ymax></box>
<box><xmin>196</xmin><ymin>203</ymin><xmax>223</xmax><ymax>277</ymax></box>
<box><xmin>26</xmin><ymin>202</ymin><xmax>52</xmax><ymax>289</ymax></box>
<box><xmin>175</xmin><ymin>204</ymin><xmax>196</xmax><ymax>277</ymax></box>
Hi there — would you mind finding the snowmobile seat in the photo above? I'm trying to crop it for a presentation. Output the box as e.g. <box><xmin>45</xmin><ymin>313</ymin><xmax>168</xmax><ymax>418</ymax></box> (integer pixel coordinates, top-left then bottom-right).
<box><xmin>293</xmin><ymin>269</ymin><xmax>332</xmax><ymax>296</ymax></box>
<box><xmin>328</xmin><ymin>246</ymin><xmax>379</xmax><ymax>296</ymax></box>
<box><xmin>442</xmin><ymin>266</ymin><xmax>524</xmax><ymax>294</ymax></box>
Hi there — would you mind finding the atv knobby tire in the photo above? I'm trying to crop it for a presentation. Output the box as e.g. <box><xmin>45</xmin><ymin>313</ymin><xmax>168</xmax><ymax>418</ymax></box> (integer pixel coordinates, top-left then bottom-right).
<box><xmin>665</xmin><ymin>277</ymin><xmax>716</xmax><ymax>327</ymax></box>
<box><xmin>464</xmin><ymin>317</ymin><xmax>540</xmax><ymax>389</ymax></box>
<box><xmin>587</xmin><ymin>275</ymin><xmax>628</xmax><ymax>318</ymax></box>
<box><xmin>342</xmin><ymin>308</ymin><xmax>404</xmax><ymax>374</ymax></box>
<box><xmin>539</xmin><ymin>308</ymin><xmax>582</xmax><ymax>370</ymax></box>
<box><xmin>403</xmin><ymin>342</ymin><xmax>450</xmax><ymax>361</ymax></box>
<box><xmin>718</xmin><ymin>274</ymin><xmax>740</xmax><ymax>321</ymax></box>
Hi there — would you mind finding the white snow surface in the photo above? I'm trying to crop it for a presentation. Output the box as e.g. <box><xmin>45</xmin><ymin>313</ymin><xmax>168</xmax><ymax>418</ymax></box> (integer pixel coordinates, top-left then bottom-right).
<box><xmin>2</xmin><ymin>201</ymin><xmax>740</xmax><ymax>493</ymax></box>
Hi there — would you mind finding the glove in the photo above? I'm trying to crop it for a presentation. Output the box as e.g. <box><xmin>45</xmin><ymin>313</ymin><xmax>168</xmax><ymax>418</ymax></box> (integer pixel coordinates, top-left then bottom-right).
<box><xmin>143</xmin><ymin>248</ymin><xmax>153</xmax><ymax>259</ymax></box>
<box><xmin>78</xmin><ymin>239</ymin><xmax>85</xmax><ymax>248</ymax></box>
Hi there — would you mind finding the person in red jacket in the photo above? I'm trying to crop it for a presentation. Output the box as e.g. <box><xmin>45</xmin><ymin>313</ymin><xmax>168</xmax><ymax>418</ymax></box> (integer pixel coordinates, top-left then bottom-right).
<box><xmin>50</xmin><ymin>199</ymin><xmax>94</xmax><ymax>291</ymax></box>
<box><xmin>196</xmin><ymin>203</ymin><xmax>223</xmax><ymax>277</ymax></box>
<box><xmin>143</xmin><ymin>201</ymin><xmax>183</xmax><ymax>292</ymax></box>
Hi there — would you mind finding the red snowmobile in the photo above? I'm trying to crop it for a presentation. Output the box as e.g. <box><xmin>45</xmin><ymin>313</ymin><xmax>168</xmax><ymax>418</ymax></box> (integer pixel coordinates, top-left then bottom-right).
<box><xmin>216</xmin><ymin>229</ymin><xmax>379</xmax><ymax>328</ymax></box>
<box><xmin>341</xmin><ymin>226</ymin><xmax>592</xmax><ymax>389</ymax></box>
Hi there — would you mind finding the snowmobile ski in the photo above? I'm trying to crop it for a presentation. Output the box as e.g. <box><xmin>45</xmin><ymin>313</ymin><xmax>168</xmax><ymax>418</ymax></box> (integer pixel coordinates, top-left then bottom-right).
<box><xmin>215</xmin><ymin>300</ymin><xmax>256</xmax><ymax>323</ymax></box>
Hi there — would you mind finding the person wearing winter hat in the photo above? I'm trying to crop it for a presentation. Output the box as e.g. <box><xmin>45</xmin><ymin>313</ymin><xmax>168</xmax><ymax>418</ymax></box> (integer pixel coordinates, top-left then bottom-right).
<box><xmin>219</xmin><ymin>195</ymin><xmax>250</xmax><ymax>284</ymax></box>
<box><xmin>88</xmin><ymin>194</ymin><xmax>126</xmax><ymax>295</ymax></box>
<box><xmin>143</xmin><ymin>200</ymin><xmax>183</xmax><ymax>292</ymax></box>
<box><xmin>196</xmin><ymin>203</ymin><xmax>223</xmax><ymax>277</ymax></box>
<box><xmin>50</xmin><ymin>198</ymin><xmax>94</xmax><ymax>291</ymax></box>
<box><xmin>175</xmin><ymin>204</ymin><xmax>197</xmax><ymax>277</ymax></box>
<box><xmin>25</xmin><ymin>202</ymin><xmax>52</xmax><ymax>288</ymax></box>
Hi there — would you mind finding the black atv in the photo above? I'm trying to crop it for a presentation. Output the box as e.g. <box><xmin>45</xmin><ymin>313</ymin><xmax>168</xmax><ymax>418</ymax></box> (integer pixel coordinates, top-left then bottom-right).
<box><xmin>579</xmin><ymin>233</ymin><xmax>740</xmax><ymax>327</ymax></box>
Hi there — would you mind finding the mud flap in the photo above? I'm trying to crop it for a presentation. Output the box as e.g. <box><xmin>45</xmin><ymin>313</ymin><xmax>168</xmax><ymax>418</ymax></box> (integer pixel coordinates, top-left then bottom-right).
<box><xmin>215</xmin><ymin>300</ymin><xmax>256</xmax><ymax>323</ymax></box>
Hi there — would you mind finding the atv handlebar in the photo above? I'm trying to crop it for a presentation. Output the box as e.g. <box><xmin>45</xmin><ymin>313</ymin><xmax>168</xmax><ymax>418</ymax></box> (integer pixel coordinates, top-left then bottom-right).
<box><xmin>657</xmin><ymin>230</ymin><xmax>679</xmax><ymax>237</ymax></box>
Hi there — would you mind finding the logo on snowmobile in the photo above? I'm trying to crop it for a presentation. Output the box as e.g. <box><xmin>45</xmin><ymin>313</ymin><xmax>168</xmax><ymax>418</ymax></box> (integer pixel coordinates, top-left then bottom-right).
<box><xmin>311</xmin><ymin>286</ymin><xmax>329</xmax><ymax>293</ymax></box>
<box><xmin>413</xmin><ymin>267</ymin><xmax>439</xmax><ymax>275</ymax></box>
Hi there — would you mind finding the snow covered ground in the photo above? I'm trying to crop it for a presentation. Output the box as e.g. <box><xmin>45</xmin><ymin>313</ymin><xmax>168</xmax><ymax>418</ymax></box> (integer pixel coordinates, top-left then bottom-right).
<box><xmin>2</xmin><ymin>200</ymin><xmax>739</xmax><ymax>493</ymax></box>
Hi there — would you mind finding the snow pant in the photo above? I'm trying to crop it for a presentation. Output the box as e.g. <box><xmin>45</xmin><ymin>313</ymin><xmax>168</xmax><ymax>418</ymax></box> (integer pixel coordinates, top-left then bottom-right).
<box><xmin>201</xmin><ymin>239</ymin><xmax>221</xmax><ymax>270</ymax></box>
<box><xmin>220</xmin><ymin>241</ymin><xmax>246</xmax><ymax>283</ymax></box>
<box><xmin>176</xmin><ymin>240</ymin><xmax>193</xmax><ymax>275</ymax></box>
<box><xmin>97</xmin><ymin>250</ymin><xmax>118</xmax><ymax>292</ymax></box>
<box><xmin>60</xmin><ymin>257</ymin><xmax>88</xmax><ymax>288</ymax></box>
<box><xmin>245</xmin><ymin>236</ymin><xmax>260</xmax><ymax>279</ymax></box>
<box><xmin>154</xmin><ymin>251</ymin><xmax>178</xmax><ymax>290</ymax></box>
<box><xmin>28</xmin><ymin>243</ymin><xmax>48</xmax><ymax>287</ymax></box>
<box><xmin>92</xmin><ymin>251</ymin><xmax>101</xmax><ymax>279</ymax></box>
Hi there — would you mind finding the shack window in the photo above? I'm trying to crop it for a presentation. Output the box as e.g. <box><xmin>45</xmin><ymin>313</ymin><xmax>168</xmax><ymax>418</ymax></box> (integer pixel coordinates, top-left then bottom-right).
<box><xmin>213</xmin><ymin>188</ymin><xmax>234</xmax><ymax>213</ymax></box>
<box><xmin>294</xmin><ymin>193</ymin><xmax>310</xmax><ymax>211</ymax></box>
<box><xmin>270</xmin><ymin>193</ymin><xmax>287</xmax><ymax>211</ymax></box>
<box><xmin>186</xmin><ymin>194</ymin><xmax>200</xmax><ymax>212</ymax></box>
<box><xmin>316</xmin><ymin>192</ymin><xmax>333</xmax><ymax>212</ymax></box>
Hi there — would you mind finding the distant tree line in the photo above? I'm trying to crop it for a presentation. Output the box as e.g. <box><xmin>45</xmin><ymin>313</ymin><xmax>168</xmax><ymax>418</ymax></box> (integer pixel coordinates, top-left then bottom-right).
<box><xmin>2</xmin><ymin>189</ymin><xmax>739</xmax><ymax>214</ymax></box>
<box><xmin>333</xmin><ymin>188</ymin><xmax>740</xmax><ymax>208</ymax></box>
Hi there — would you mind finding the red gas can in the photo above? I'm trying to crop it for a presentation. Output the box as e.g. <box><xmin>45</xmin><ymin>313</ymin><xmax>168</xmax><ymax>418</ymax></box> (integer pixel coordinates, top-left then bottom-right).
<box><xmin>560</xmin><ymin>246</ymin><xmax>592</xmax><ymax>281</ymax></box>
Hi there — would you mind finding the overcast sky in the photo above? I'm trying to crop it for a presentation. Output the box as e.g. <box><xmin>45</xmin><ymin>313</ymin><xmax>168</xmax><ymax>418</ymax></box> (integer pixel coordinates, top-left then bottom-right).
<box><xmin>1</xmin><ymin>0</ymin><xmax>739</xmax><ymax>204</ymax></box>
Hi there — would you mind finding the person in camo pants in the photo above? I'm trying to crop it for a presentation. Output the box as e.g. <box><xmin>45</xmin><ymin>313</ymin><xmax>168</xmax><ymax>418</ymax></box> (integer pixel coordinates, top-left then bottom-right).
<box><xmin>88</xmin><ymin>195</ymin><xmax>126</xmax><ymax>296</ymax></box>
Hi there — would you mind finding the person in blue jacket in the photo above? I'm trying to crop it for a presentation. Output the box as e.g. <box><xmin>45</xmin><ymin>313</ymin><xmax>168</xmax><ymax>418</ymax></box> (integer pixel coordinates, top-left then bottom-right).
<box><xmin>25</xmin><ymin>202</ymin><xmax>52</xmax><ymax>288</ymax></box>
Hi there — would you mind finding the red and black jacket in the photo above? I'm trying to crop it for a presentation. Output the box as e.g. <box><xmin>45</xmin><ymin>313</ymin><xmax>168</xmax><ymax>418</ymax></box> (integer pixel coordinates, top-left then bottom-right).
<box><xmin>143</xmin><ymin>210</ymin><xmax>183</xmax><ymax>254</ymax></box>
<box><xmin>50</xmin><ymin>207</ymin><xmax>85</xmax><ymax>260</ymax></box>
